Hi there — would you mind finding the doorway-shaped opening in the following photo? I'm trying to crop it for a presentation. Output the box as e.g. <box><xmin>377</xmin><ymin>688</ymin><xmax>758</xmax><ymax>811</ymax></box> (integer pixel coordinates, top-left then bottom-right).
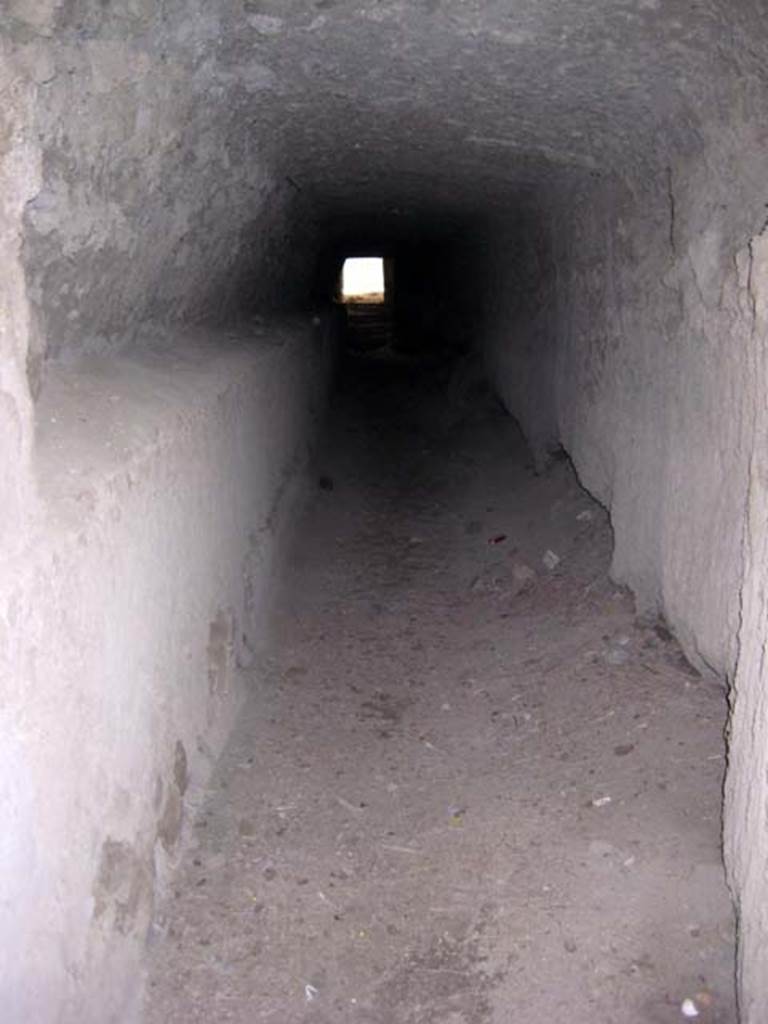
<box><xmin>341</xmin><ymin>256</ymin><xmax>386</xmax><ymax>304</ymax></box>
<box><xmin>337</xmin><ymin>256</ymin><xmax>395</xmax><ymax>353</ymax></box>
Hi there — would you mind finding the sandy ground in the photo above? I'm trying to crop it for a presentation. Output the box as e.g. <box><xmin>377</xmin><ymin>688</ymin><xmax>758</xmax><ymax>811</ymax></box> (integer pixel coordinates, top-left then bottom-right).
<box><xmin>144</xmin><ymin>354</ymin><xmax>736</xmax><ymax>1023</ymax></box>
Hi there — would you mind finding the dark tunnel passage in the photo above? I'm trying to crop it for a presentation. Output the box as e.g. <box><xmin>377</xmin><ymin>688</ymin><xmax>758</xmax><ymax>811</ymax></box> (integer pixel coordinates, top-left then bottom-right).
<box><xmin>4</xmin><ymin>2</ymin><xmax>768</xmax><ymax>1022</ymax></box>
<box><xmin>142</xmin><ymin>272</ymin><xmax>736</xmax><ymax>1024</ymax></box>
<box><xmin>136</xmin><ymin>319</ymin><xmax>740</xmax><ymax>1024</ymax></box>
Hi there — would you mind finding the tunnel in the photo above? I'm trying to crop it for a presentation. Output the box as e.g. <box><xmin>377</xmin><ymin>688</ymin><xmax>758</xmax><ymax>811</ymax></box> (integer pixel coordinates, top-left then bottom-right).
<box><xmin>2</xmin><ymin>1</ymin><xmax>768</xmax><ymax>1021</ymax></box>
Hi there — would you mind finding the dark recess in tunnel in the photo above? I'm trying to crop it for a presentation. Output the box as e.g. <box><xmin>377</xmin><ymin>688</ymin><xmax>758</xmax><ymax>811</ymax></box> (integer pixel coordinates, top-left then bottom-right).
<box><xmin>304</xmin><ymin>205</ymin><xmax>530</xmax><ymax>381</ymax></box>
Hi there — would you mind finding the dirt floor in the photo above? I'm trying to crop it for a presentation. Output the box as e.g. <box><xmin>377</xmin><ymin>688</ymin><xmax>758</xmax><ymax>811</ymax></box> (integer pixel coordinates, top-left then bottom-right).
<box><xmin>143</xmin><ymin>353</ymin><xmax>736</xmax><ymax>1023</ymax></box>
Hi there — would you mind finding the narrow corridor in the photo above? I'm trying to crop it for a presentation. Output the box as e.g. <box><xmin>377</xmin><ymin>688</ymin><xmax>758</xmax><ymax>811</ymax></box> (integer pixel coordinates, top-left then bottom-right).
<box><xmin>144</xmin><ymin>357</ymin><xmax>734</xmax><ymax>1023</ymax></box>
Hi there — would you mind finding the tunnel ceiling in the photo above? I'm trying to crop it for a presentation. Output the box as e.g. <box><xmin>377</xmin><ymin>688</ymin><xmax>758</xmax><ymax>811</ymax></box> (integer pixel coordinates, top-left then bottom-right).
<box><xmin>14</xmin><ymin>0</ymin><xmax>757</xmax><ymax>222</ymax></box>
<box><xmin>212</xmin><ymin>0</ymin><xmax>744</xmax><ymax>207</ymax></box>
<box><xmin>12</xmin><ymin>0</ymin><xmax>762</xmax><ymax>372</ymax></box>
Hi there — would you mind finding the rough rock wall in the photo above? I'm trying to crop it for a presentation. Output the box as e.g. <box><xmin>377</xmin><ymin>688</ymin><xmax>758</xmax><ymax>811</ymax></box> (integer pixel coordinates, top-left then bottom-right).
<box><xmin>484</xmin><ymin>101</ymin><xmax>768</xmax><ymax>1023</ymax></box>
<box><xmin>485</xmin><ymin>148</ymin><xmax>766</xmax><ymax>672</ymax></box>
<box><xmin>8</xmin><ymin>0</ymin><xmax>314</xmax><ymax>393</ymax></box>
<box><xmin>724</xmin><ymin>228</ymin><xmax>768</xmax><ymax>1023</ymax></box>
<box><xmin>0</xmin><ymin>322</ymin><xmax>331</xmax><ymax>1023</ymax></box>
<box><xmin>0</xmin><ymin>34</ymin><xmax>40</xmax><ymax>546</ymax></box>
<box><xmin>2</xmin><ymin>5</ymin><xmax>329</xmax><ymax>1019</ymax></box>
<box><xmin>551</xmin><ymin>136</ymin><xmax>767</xmax><ymax>680</ymax></box>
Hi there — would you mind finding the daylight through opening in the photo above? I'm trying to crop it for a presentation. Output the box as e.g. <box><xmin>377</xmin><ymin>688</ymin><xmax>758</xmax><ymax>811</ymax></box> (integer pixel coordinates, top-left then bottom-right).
<box><xmin>341</xmin><ymin>256</ymin><xmax>385</xmax><ymax>303</ymax></box>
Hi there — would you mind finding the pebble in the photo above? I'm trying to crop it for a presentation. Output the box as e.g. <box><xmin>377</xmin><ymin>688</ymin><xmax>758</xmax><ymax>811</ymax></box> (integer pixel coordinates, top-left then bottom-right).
<box><xmin>512</xmin><ymin>563</ymin><xmax>536</xmax><ymax>584</ymax></box>
<box><xmin>588</xmin><ymin>839</ymin><xmax>617</xmax><ymax>858</ymax></box>
<box><xmin>542</xmin><ymin>549</ymin><xmax>561</xmax><ymax>571</ymax></box>
<box><xmin>605</xmin><ymin>647</ymin><xmax>629</xmax><ymax>666</ymax></box>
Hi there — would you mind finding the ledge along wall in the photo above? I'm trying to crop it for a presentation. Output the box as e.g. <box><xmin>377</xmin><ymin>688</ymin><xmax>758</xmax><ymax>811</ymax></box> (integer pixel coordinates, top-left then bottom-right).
<box><xmin>2</xmin><ymin>315</ymin><xmax>334</xmax><ymax>1024</ymax></box>
<box><xmin>11</xmin><ymin>322</ymin><xmax>332</xmax><ymax>1023</ymax></box>
<box><xmin>1</xmin><ymin>9</ymin><xmax>333</xmax><ymax>1021</ymax></box>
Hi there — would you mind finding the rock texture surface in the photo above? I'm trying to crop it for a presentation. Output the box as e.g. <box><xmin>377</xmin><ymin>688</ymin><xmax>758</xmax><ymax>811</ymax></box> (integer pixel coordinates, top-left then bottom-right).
<box><xmin>3</xmin><ymin>0</ymin><xmax>768</xmax><ymax>1019</ymax></box>
<box><xmin>0</xmin><ymin>321</ymin><xmax>331</xmax><ymax>1022</ymax></box>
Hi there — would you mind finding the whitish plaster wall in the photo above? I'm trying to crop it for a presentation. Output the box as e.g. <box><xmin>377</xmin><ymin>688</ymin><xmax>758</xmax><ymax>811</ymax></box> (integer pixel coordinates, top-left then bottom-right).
<box><xmin>0</xmin><ymin>320</ymin><xmax>331</xmax><ymax>1023</ymax></box>
<box><xmin>0</xmin><ymin>35</ymin><xmax>41</xmax><ymax>547</ymax></box>
<box><xmin>548</xmin><ymin>169</ymin><xmax>756</xmax><ymax>678</ymax></box>
<box><xmin>483</xmin><ymin>122</ymin><xmax>768</xmax><ymax>1022</ymax></box>
<box><xmin>485</xmin><ymin>148</ymin><xmax>765</xmax><ymax>674</ymax></box>
<box><xmin>3</xmin><ymin>8</ymin><xmax>329</xmax><ymax>1019</ymax></box>
<box><xmin>724</xmin><ymin>228</ymin><xmax>768</xmax><ymax>1022</ymax></box>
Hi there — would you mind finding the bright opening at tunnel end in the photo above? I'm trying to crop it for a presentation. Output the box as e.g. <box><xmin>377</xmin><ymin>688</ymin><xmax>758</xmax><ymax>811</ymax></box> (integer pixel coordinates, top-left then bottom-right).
<box><xmin>341</xmin><ymin>256</ymin><xmax>385</xmax><ymax>303</ymax></box>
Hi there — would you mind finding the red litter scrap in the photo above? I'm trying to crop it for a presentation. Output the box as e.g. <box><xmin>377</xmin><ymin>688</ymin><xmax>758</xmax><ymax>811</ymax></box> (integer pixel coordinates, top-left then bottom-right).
<box><xmin>489</xmin><ymin>534</ymin><xmax>507</xmax><ymax>544</ymax></box>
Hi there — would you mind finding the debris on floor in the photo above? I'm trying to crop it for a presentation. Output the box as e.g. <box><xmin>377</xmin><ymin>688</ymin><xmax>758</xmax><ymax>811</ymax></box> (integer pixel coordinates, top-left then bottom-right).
<box><xmin>144</xmin><ymin>357</ymin><xmax>735</xmax><ymax>1024</ymax></box>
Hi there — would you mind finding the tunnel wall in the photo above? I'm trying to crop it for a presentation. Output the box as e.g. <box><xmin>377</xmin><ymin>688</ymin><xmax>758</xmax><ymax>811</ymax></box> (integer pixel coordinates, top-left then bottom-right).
<box><xmin>725</xmin><ymin>229</ymin><xmax>768</xmax><ymax>1024</ymax></box>
<box><xmin>556</xmin><ymin>167</ymin><xmax>766</xmax><ymax>686</ymax></box>
<box><xmin>0</xmin><ymin>34</ymin><xmax>40</xmax><ymax>551</ymax></box>
<box><xmin>2</xmin><ymin>19</ymin><xmax>332</xmax><ymax>1020</ymax></box>
<box><xmin>482</xmin><ymin>210</ymin><xmax>559</xmax><ymax>467</ymax></box>
<box><xmin>0</xmin><ymin>320</ymin><xmax>332</xmax><ymax>1023</ymax></box>
<box><xmin>484</xmin><ymin>126</ymin><xmax>768</xmax><ymax>1018</ymax></box>
<box><xmin>10</xmin><ymin>0</ymin><xmax>315</xmax><ymax>395</ymax></box>
<box><xmin>486</xmin><ymin>160</ymin><xmax>763</xmax><ymax>677</ymax></box>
